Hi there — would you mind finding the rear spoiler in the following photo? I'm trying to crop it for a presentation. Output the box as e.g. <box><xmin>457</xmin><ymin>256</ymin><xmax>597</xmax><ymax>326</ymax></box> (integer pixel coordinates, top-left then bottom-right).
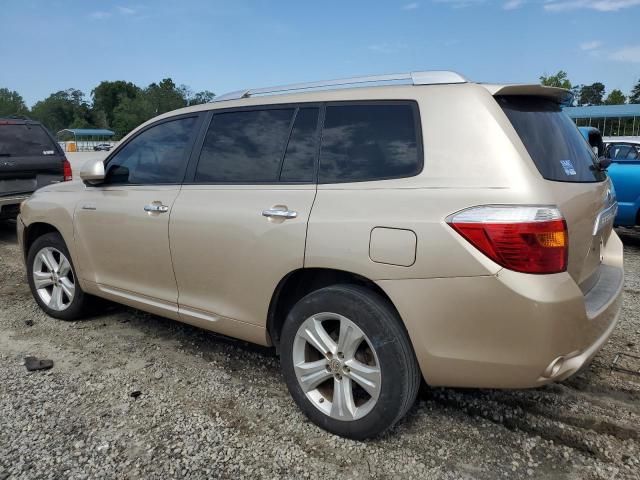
<box><xmin>481</xmin><ymin>84</ymin><xmax>573</xmax><ymax>106</ymax></box>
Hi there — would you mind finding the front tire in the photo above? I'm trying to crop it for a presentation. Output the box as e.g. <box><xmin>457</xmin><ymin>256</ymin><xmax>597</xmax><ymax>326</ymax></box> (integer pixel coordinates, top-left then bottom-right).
<box><xmin>280</xmin><ymin>284</ymin><xmax>420</xmax><ymax>439</ymax></box>
<box><xmin>26</xmin><ymin>232</ymin><xmax>93</xmax><ymax>320</ymax></box>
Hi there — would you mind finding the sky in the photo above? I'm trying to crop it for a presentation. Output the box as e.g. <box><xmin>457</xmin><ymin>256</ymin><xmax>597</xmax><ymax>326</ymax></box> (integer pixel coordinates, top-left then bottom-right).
<box><xmin>1</xmin><ymin>0</ymin><xmax>640</xmax><ymax>107</ymax></box>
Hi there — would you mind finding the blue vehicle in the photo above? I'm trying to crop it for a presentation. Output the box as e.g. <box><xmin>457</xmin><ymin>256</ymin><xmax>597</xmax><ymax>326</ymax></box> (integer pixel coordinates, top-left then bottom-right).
<box><xmin>605</xmin><ymin>137</ymin><xmax>640</xmax><ymax>227</ymax></box>
<box><xmin>578</xmin><ymin>126</ymin><xmax>640</xmax><ymax>227</ymax></box>
<box><xmin>578</xmin><ymin>127</ymin><xmax>640</xmax><ymax>227</ymax></box>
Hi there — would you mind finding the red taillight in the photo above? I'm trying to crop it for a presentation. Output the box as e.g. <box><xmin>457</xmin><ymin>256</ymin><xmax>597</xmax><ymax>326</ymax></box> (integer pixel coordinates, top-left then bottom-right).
<box><xmin>63</xmin><ymin>158</ymin><xmax>72</xmax><ymax>181</ymax></box>
<box><xmin>447</xmin><ymin>206</ymin><xmax>568</xmax><ymax>274</ymax></box>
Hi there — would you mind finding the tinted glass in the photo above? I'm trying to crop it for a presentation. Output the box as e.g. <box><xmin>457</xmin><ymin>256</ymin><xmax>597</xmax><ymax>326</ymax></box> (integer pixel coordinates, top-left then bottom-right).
<box><xmin>0</xmin><ymin>124</ymin><xmax>58</xmax><ymax>157</ymax></box>
<box><xmin>609</xmin><ymin>144</ymin><xmax>639</xmax><ymax>161</ymax></box>
<box><xmin>498</xmin><ymin>96</ymin><xmax>606</xmax><ymax>182</ymax></box>
<box><xmin>319</xmin><ymin>103</ymin><xmax>421</xmax><ymax>183</ymax></box>
<box><xmin>105</xmin><ymin>117</ymin><xmax>196</xmax><ymax>185</ymax></box>
<box><xmin>280</xmin><ymin>108</ymin><xmax>319</xmax><ymax>182</ymax></box>
<box><xmin>196</xmin><ymin>109</ymin><xmax>295</xmax><ymax>183</ymax></box>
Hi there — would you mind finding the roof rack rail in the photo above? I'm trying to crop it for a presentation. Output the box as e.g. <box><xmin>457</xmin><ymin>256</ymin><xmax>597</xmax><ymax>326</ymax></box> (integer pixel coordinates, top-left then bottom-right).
<box><xmin>213</xmin><ymin>70</ymin><xmax>467</xmax><ymax>102</ymax></box>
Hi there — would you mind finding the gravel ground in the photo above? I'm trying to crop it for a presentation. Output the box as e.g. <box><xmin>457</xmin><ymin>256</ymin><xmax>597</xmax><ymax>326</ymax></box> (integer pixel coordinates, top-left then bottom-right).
<box><xmin>0</xmin><ymin>222</ymin><xmax>639</xmax><ymax>480</ymax></box>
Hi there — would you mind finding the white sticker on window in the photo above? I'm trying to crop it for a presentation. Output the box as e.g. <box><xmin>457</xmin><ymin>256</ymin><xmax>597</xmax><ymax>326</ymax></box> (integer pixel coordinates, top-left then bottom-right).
<box><xmin>560</xmin><ymin>159</ymin><xmax>576</xmax><ymax>176</ymax></box>
<box><xmin>43</xmin><ymin>150</ymin><xmax>55</xmax><ymax>155</ymax></box>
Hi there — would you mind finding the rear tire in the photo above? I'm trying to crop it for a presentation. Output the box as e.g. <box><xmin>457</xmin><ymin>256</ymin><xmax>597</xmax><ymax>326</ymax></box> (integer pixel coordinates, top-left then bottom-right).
<box><xmin>280</xmin><ymin>284</ymin><xmax>420</xmax><ymax>439</ymax></box>
<box><xmin>26</xmin><ymin>232</ymin><xmax>94</xmax><ymax>321</ymax></box>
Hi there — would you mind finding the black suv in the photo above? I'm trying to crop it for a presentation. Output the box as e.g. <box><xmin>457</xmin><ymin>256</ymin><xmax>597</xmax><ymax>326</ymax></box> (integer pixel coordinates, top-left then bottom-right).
<box><xmin>0</xmin><ymin>117</ymin><xmax>71</xmax><ymax>220</ymax></box>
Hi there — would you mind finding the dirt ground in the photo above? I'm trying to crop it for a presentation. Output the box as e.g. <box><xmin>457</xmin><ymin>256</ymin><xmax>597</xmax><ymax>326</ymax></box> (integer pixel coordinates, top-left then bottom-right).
<box><xmin>0</xmin><ymin>221</ymin><xmax>638</xmax><ymax>480</ymax></box>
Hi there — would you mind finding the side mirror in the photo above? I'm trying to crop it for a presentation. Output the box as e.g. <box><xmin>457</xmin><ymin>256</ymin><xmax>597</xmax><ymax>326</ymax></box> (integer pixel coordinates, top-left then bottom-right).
<box><xmin>79</xmin><ymin>158</ymin><xmax>105</xmax><ymax>185</ymax></box>
<box><xmin>597</xmin><ymin>156</ymin><xmax>612</xmax><ymax>171</ymax></box>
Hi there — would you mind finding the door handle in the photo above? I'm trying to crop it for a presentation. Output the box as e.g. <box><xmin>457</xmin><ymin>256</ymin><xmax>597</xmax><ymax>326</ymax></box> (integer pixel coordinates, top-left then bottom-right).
<box><xmin>262</xmin><ymin>208</ymin><xmax>297</xmax><ymax>219</ymax></box>
<box><xmin>144</xmin><ymin>204</ymin><xmax>169</xmax><ymax>213</ymax></box>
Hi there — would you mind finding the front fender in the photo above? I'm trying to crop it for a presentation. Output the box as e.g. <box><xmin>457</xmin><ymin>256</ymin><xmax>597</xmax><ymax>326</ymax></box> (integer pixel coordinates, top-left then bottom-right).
<box><xmin>20</xmin><ymin>190</ymin><xmax>83</xmax><ymax>280</ymax></box>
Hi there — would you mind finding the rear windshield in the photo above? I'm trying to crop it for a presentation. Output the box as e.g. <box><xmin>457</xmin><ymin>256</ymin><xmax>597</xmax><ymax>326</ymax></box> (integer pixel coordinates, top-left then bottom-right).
<box><xmin>498</xmin><ymin>96</ymin><xmax>606</xmax><ymax>183</ymax></box>
<box><xmin>0</xmin><ymin>124</ymin><xmax>59</xmax><ymax>157</ymax></box>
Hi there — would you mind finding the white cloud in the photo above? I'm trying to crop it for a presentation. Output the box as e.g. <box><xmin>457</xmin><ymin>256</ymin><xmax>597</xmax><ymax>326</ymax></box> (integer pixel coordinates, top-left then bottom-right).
<box><xmin>116</xmin><ymin>6</ymin><xmax>137</xmax><ymax>15</ymax></box>
<box><xmin>610</xmin><ymin>45</ymin><xmax>640</xmax><ymax>63</ymax></box>
<box><xmin>544</xmin><ymin>0</ymin><xmax>640</xmax><ymax>12</ymax></box>
<box><xmin>433</xmin><ymin>0</ymin><xmax>486</xmax><ymax>8</ymax></box>
<box><xmin>402</xmin><ymin>2</ymin><xmax>420</xmax><ymax>9</ymax></box>
<box><xmin>503</xmin><ymin>0</ymin><xmax>525</xmax><ymax>9</ymax></box>
<box><xmin>89</xmin><ymin>11</ymin><xmax>112</xmax><ymax>20</ymax></box>
<box><xmin>580</xmin><ymin>40</ymin><xmax>603</xmax><ymax>51</ymax></box>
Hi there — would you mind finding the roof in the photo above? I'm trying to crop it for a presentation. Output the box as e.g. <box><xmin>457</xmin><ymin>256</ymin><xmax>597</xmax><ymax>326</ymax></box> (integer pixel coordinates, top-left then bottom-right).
<box><xmin>563</xmin><ymin>104</ymin><xmax>640</xmax><ymax>119</ymax></box>
<box><xmin>57</xmin><ymin>128</ymin><xmax>115</xmax><ymax>137</ymax></box>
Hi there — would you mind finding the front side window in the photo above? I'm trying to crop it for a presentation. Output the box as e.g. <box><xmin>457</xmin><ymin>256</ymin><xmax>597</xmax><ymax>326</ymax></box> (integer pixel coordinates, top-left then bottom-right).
<box><xmin>318</xmin><ymin>103</ymin><xmax>421</xmax><ymax>183</ymax></box>
<box><xmin>195</xmin><ymin>109</ymin><xmax>295</xmax><ymax>183</ymax></box>
<box><xmin>105</xmin><ymin>116</ymin><xmax>197</xmax><ymax>185</ymax></box>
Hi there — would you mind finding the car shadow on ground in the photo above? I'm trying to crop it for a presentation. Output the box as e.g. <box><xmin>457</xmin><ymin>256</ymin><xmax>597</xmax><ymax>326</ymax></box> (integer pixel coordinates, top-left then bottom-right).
<box><xmin>617</xmin><ymin>227</ymin><xmax>640</xmax><ymax>248</ymax></box>
<box><xmin>0</xmin><ymin>220</ymin><xmax>17</xmax><ymax>244</ymax></box>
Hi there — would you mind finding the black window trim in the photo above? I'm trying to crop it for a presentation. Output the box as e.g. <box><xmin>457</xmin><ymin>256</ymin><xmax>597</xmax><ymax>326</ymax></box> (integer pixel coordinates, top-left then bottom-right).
<box><xmin>100</xmin><ymin>112</ymin><xmax>204</xmax><ymax>187</ymax></box>
<box><xmin>317</xmin><ymin>100</ymin><xmax>424</xmax><ymax>185</ymax></box>
<box><xmin>183</xmin><ymin>102</ymin><xmax>322</xmax><ymax>185</ymax></box>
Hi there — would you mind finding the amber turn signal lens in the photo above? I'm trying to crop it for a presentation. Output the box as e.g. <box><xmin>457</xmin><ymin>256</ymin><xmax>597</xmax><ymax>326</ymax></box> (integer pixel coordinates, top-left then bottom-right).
<box><xmin>535</xmin><ymin>230</ymin><xmax>567</xmax><ymax>248</ymax></box>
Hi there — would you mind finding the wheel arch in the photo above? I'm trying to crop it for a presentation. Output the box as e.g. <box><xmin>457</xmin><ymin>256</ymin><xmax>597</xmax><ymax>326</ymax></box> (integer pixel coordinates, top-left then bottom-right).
<box><xmin>267</xmin><ymin>267</ymin><xmax>403</xmax><ymax>349</ymax></box>
<box><xmin>22</xmin><ymin>222</ymin><xmax>64</xmax><ymax>259</ymax></box>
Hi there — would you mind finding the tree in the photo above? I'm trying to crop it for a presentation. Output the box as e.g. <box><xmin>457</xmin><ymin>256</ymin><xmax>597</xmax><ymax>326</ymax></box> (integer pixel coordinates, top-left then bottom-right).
<box><xmin>539</xmin><ymin>71</ymin><xmax>572</xmax><ymax>90</ymax></box>
<box><xmin>145</xmin><ymin>78</ymin><xmax>187</xmax><ymax>115</ymax></box>
<box><xmin>630</xmin><ymin>79</ymin><xmax>640</xmax><ymax>104</ymax></box>
<box><xmin>604</xmin><ymin>89</ymin><xmax>626</xmax><ymax>105</ymax></box>
<box><xmin>0</xmin><ymin>88</ymin><xmax>29</xmax><ymax>117</ymax></box>
<box><xmin>91</xmin><ymin>81</ymin><xmax>141</xmax><ymax>127</ymax></box>
<box><xmin>570</xmin><ymin>85</ymin><xmax>582</xmax><ymax>106</ymax></box>
<box><xmin>189</xmin><ymin>90</ymin><xmax>215</xmax><ymax>105</ymax></box>
<box><xmin>578</xmin><ymin>82</ymin><xmax>605</xmax><ymax>106</ymax></box>
<box><xmin>111</xmin><ymin>94</ymin><xmax>155</xmax><ymax>138</ymax></box>
<box><xmin>30</xmin><ymin>89</ymin><xmax>92</xmax><ymax>132</ymax></box>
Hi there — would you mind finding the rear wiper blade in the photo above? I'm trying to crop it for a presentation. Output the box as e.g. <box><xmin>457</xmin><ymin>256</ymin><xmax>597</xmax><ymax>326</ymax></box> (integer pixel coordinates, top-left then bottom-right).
<box><xmin>0</xmin><ymin>153</ymin><xmax>11</xmax><ymax>157</ymax></box>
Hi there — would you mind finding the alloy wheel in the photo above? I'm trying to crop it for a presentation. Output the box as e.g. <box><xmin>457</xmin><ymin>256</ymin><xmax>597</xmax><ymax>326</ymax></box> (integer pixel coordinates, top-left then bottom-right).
<box><xmin>32</xmin><ymin>247</ymin><xmax>75</xmax><ymax>311</ymax></box>
<box><xmin>292</xmin><ymin>312</ymin><xmax>381</xmax><ymax>421</ymax></box>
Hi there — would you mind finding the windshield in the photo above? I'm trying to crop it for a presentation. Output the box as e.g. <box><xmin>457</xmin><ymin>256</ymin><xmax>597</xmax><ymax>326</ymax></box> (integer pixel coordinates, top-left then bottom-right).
<box><xmin>498</xmin><ymin>96</ymin><xmax>606</xmax><ymax>183</ymax></box>
<box><xmin>0</xmin><ymin>124</ymin><xmax>59</xmax><ymax>157</ymax></box>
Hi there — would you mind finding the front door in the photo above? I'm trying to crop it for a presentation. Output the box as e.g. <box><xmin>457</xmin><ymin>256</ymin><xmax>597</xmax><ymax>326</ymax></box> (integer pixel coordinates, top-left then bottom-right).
<box><xmin>74</xmin><ymin>115</ymin><xmax>201</xmax><ymax>308</ymax></box>
<box><xmin>170</xmin><ymin>106</ymin><xmax>320</xmax><ymax>329</ymax></box>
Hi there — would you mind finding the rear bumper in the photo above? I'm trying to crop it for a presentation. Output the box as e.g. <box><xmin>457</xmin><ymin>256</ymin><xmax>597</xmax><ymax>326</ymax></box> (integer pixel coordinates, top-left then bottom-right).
<box><xmin>0</xmin><ymin>194</ymin><xmax>29</xmax><ymax>219</ymax></box>
<box><xmin>377</xmin><ymin>232</ymin><xmax>624</xmax><ymax>389</ymax></box>
<box><xmin>0</xmin><ymin>194</ymin><xmax>29</xmax><ymax>207</ymax></box>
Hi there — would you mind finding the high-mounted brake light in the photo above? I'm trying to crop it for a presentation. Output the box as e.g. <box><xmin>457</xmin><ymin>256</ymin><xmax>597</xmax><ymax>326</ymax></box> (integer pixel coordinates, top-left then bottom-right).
<box><xmin>447</xmin><ymin>205</ymin><xmax>568</xmax><ymax>274</ymax></box>
<box><xmin>62</xmin><ymin>158</ymin><xmax>72</xmax><ymax>181</ymax></box>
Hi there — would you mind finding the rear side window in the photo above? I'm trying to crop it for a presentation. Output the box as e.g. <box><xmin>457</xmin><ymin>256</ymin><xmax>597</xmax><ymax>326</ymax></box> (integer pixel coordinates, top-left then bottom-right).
<box><xmin>0</xmin><ymin>124</ymin><xmax>58</xmax><ymax>157</ymax></box>
<box><xmin>318</xmin><ymin>103</ymin><xmax>421</xmax><ymax>183</ymax></box>
<box><xmin>498</xmin><ymin>96</ymin><xmax>606</xmax><ymax>183</ymax></box>
<box><xmin>104</xmin><ymin>116</ymin><xmax>197</xmax><ymax>185</ymax></box>
<box><xmin>196</xmin><ymin>109</ymin><xmax>295</xmax><ymax>183</ymax></box>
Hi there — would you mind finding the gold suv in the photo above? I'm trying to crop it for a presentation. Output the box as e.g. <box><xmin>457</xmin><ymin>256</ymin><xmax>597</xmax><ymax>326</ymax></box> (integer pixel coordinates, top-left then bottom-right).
<box><xmin>18</xmin><ymin>71</ymin><xmax>623</xmax><ymax>439</ymax></box>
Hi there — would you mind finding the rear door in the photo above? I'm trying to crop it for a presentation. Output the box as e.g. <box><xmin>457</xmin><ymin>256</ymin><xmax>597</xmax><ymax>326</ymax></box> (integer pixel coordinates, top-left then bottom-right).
<box><xmin>498</xmin><ymin>96</ymin><xmax>613</xmax><ymax>287</ymax></box>
<box><xmin>170</xmin><ymin>105</ymin><xmax>319</xmax><ymax>328</ymax></box>
<box><xmin>0</xmin><ymin>121</ymin><xmax>64</xmax><ymax>196</ymax></box>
